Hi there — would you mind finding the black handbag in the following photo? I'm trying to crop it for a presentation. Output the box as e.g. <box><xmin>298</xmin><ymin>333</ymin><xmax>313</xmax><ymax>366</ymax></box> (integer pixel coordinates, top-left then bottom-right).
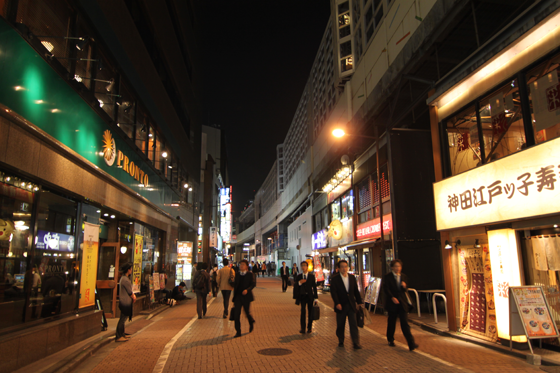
<box><xmin>313</xmin><ymin>304</ymin><xmax>320</xmax><ymax>320</ymax></box>
<box><xmin>356</xmin><ymin>306</ymin><xmax>365</xmax><ymax>328</ymax></box>
<box><xmin>229</xmin><ymin>306</ymin><xmax>235</xmax><ymax>321</ymax></box>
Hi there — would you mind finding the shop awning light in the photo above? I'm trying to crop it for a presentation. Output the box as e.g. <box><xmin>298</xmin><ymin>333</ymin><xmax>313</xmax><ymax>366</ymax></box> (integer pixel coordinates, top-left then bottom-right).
<box><xmin>444</xmin><ymin>240</ymin><xmax>452</xmax><ymax>249</ymax></box>
<box><xmin>474</xmin><ymin>239</ymin><xmax>481</xmax><ymax>248</ymax></box>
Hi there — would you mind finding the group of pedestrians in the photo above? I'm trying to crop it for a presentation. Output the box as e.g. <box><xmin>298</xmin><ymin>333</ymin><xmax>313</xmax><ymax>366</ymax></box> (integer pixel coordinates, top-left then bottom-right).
<box><xmin>116</xmin><ymin>256</ymin><xmax>418</xmax><ymax>351</ymax></box>
<box><xmin>249</xmin><ymin>260</ymin><xmax>276</xmax><ymax>277</ymax></box>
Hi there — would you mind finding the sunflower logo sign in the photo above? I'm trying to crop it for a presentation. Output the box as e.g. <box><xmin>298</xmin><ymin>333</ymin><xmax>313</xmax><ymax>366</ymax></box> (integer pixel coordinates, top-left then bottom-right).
<box><xmin>101</xmin><ymin>130</ymin><xmax>150</xmax><ymax>186</ymax></box>
<box><xmin>102</xmin><ymin>130</ymin><xmax>117</xmax><ymax>166</ymax></box>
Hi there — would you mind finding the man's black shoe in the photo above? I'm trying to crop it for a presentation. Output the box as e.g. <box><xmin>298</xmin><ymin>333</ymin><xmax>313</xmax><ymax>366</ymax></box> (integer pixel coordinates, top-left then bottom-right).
<box><xmin>388</xmin><ymin>342</ymin><xmax>396</xmax><ymax>347</ymax></box>
<box><xmin>338</xmin><ymin>342</ymin><xmax>344</xmax><ymax>347</ymax></box>
<box><xmin>234</xmin><ymin>333</ymin><xmax>242</xmax><ymax>338</ymax></box>
<box><xmin>300</xmin><ymin>330</ymin><xmax>306</xmax><ymax>334</ymax></box>
<box><xmin>409</xmin><ymin>344</ymin><xmax>419</xmax><ymax>352</ymax></box>
<box><xmin>307</xmin><ymin>329</ymin><xmax>312</xmax><ymax>333</ymax></box>
<box><xmin>353</xmin><ymin>344</ymin><xmax>363</xmax><ymax>350</ymax></box>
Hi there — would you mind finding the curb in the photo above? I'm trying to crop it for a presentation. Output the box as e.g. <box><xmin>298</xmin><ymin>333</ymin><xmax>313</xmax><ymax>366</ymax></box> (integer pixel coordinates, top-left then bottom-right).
<box><xmin>408</xmin><ymin>318</ymin><xmax>560</xmax><ymax>367</ymax></box>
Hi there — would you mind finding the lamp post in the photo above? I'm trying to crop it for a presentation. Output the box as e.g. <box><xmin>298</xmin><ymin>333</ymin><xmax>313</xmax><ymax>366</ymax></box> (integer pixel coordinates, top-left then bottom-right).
<box><xmin>332</xmin><ymin>126</ymin><xmax>388</xmax><ymax>271</ymax></box>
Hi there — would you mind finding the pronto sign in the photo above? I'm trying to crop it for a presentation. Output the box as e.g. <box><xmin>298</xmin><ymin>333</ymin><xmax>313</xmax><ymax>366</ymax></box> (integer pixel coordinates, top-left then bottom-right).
<box><xmin>103</xmin><ymin>130</ymin><xmax>149</xmax><ymax>186</ymax></box>
<box><xmin>433</xmin><ymin>137</ymin><xmax>560</xmax><ymax>231</ymax></box>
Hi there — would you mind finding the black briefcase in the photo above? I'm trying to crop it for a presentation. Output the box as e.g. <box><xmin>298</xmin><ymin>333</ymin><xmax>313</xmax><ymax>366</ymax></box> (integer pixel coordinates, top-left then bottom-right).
<box><xmin>356</xmin><ymin>307</ymin><xmax>365</xmax><ymax>328</ymax></box>
<box><xmin>313</xmin><ymin>305</ymin><xmax>320</xmax><ymax>320</ymax></box>
<box><xmin>229</xmin><ymin>306</ymin><xmax>235</xmax><ymax>321</ymax></box>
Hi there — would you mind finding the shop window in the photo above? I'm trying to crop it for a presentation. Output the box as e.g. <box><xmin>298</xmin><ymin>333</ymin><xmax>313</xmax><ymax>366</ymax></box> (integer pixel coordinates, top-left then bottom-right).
<box><xmin>340</xmin><ymin>41</ymin><xmax>352</xmax><ymax>58</ymax></box>
<box><xmin>479</xmin><ymin>80</ymin><xmax>525</xmax><ymax>162</ymax></box>
<box><xmin>338</xmin><ymin>13</ymin><xmax>350</xmax><ymax>28</ymax></box>
<box><xmin>136</xmin><ymin>108</ymin><xmax>148</xmax><ymax>154</ymax></box>
<box><xmin>0</xmin><ymin>174</ymin><xmax>35</xmax><ymax>330</ymax></box>
<box><xmin>338</xmin><ymin>1</ymin><xmax>350</xmax><ymax>14</ymax></box>
<box><xmin>365</xmin><ymin>4</ymin><xmax>373</xmax><ymax>27</ymax></box>
<box><xmin>33</xmin><ymin>191</ymin><xmax>78</xmax><ymax>321</ymax></box>
<box><xmin>331</xmin><ymin>199</ymin><xmax>341</xmax><ymax>221</ymax></box>
<box><xmin>446</xmin><ymin>104</ymin><xmax>483</xmax><ymax>176</ymax></box>
<box><xmin>94</xmin><ymin>52</ymin><xmax>117</xmax><ymax>120</ymax></box>
<box><xmin>339</xmin><ymin>25</ymin><xmax>351</xmax><ymax>39</ymax></box>
<box><xmin>147</xmin><ymin>125</ymin><xmax>156</xmax><ymax>163</ymax></box>
<box><xmin>526</xmin><ymin>55</ymin><xmax>560</xmax><ymax>144</ymax></box>
<box><xmin>341</xmin><ymin>190</ymin><xmax>354</xmax><ymax>220</ymax></box>
<box><xmin>314</xmin><ymin>213</ymin><xmax>322</xmax><ymax>233</ymax></box>
<box><xmin>117</xmin><ymin>83</ymin><xmax>136</xmax><ymax>140</ymax></box>
<box><xmin>322</xmin><ymin>207</ymin><xmax>330</xmax><ymax>229</ymax></box>
<box><xmin>17</xmin><ymin>0</ymin><xmax>74</xmax><ymax>72</ymax></box>
<box><xmin>359</xmin><ymin>209</ymin><xmax>373</xmax><ymax>224</ymax></box>
<box><xmin>357</xmin><ymin>177</ymin><xmax>371</xmax><ymax>212</ymax></box>
<box><xmin>341</xmin><ymin>54</ymin><xmax>353</xmax><ymax>72</ymax></box>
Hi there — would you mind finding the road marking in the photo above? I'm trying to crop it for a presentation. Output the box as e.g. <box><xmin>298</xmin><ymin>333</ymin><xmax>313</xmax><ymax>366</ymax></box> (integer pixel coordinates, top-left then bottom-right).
<box><xmin>316</xmin><ymin>300</ymin><xmax>474</xmax><ymax>372</ymax></box>
<box><xmin>152</xmin><ymin>297</ymin><xmax>215</xmax><ymax>373</ymax></box>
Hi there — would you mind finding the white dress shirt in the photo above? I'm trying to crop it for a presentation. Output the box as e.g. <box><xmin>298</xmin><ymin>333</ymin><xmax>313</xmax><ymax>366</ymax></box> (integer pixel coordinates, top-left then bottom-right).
<box><xmin>341</xmin><ymin>274</ymin><xmax>350</xmax><ymax>292</ymax></box>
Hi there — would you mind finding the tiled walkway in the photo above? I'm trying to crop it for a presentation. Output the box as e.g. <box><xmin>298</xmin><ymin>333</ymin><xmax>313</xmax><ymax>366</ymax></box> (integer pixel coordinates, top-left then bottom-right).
<box><xmin>81</xmin><ymin>277</ymin><xmax>544</xmax><ymax>373</ymax></box>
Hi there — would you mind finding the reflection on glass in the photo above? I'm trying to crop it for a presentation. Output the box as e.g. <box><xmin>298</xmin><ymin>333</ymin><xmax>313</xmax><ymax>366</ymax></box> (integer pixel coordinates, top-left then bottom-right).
<box><xmin>331</xmin><ymin>199</ymin><xmax>341</xmax><ymax>221</ymax></box>
<box><xmin>446</xmin><ymin>105</ymin><xmax>482</xmax><ymax>176</ymax></box>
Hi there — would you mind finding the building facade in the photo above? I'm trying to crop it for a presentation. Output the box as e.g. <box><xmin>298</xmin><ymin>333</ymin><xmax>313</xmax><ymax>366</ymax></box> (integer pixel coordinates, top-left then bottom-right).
<box><xmin>0</xmin><ymin>1</ymin><xmax>203</xmax><ymax>370</ymax></box>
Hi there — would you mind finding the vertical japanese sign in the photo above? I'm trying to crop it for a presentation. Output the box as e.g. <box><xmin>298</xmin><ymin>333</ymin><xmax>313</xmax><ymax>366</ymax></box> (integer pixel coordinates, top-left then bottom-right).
<box><xmin>132</xmin><ymin>234</ymin><xmax>143</xmax><ymax>293</ymax></box>
<box><xmin>149</xmin><ymin>275</ymin><xmax>155</xmax><ymax>303</ymax></box>
<box><xmin>79</xmin><ymin>222</ymin><xmax>99</xmax><ymax>308</ymax></box>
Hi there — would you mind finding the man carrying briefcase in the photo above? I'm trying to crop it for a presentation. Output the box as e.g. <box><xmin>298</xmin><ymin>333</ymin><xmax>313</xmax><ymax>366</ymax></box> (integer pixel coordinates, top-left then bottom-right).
<box><xmin>293</xmin><ymin>261</ymin><xmax>318</xmax><ymax>334</ymax></box>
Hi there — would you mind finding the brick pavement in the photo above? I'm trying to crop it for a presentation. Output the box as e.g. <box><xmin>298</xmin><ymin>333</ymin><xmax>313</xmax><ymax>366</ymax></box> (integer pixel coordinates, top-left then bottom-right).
<box><xmin>317</xmin><ymin>292</ymin><xmax>542</xmax><ymax>373</ymax></box>
<box><xmin>161</xmin><ymin>278</ymin><xmax>461</xmax><ymax>373</ymax></box>
<box><xmin>82</xmin><ymin>278</ymin><xmax>545</xmax><ymax>373</ymax></box>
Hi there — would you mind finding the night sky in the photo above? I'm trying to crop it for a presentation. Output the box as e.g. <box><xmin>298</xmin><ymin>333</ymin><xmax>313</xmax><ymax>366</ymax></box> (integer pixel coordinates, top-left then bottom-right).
<box><xmin>198</xmin><ymin>1</ymin><xmax>332</xmax><ymax>217</ymax></box>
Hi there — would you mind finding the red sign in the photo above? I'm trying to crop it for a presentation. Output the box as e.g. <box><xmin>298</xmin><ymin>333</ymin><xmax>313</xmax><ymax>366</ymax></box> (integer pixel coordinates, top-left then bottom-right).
<box><xmin>355</xmin><ymin>214</ymin><xmax>392</xmax><ymax>240</ymax></box>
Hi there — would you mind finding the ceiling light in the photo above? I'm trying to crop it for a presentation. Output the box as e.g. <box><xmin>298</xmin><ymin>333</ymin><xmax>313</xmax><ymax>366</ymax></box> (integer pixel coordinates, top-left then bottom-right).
<box><xmin>96</xmin><ymin>210</ymin><xmax>101</xmax><ymax>213</ymax></box>
<box><xmin>41</xmin><ymin>40</ymin><xmax>54</xmax><ymax>52</ymax></box>
<box><xmin>103</xmin><ymin>213</ymin><xmax>109</xmax><ymax>217</ymax></box>
<box><xmin>51</xmin><ymin>108</ymin><xmax>60</xmax><ymax>113</ymax></box>
<box><xmin>148</xmin><ymin>133</ymin><xmax>153</xmax><ymax>137</ymax></box>
<box><xmin>555</xmin><ymin>224</ymin><xmax>559</xmax><ymax>228</ymax></box>
<box><xmin>5</xmin><ymin>177</ymin><xmax>10</xmax><ymax>182</ymax></box>
<box><xmin>105</xmin><ymin>79</ymin><xmax>115</xmax><ymax>92</ymax></box>
<box><xmin>98</xmin><ymin>99</ymin><xmax>104</xmax><ymax>107</ymax></box>
<box><xmin>75</xmin><ymin>36</ymin><xmax>90</xmax><ymax>51</ymax></box>
<box><xmin>444</xmin><ymin>240</ymin><xmax>452</xmax><ymax>249</ymax></box>
<box><xmin>120</xmin><ymin>246</ymin><xmax>127</xmax><ymax>254</ymax></box>
<box><xmin>162</xmin><ymin>152</ymin><xmax>168</xmax><ymax>158</ymax></box>
<box><xmin>20</xmin><ymin>182</ymin><xmax>25</xmax><ymax>187</ymax></box>
<box><xmin>188</xmin><ymin>187</ymin><xmax>192</xmax><ymax>191</ymax></box>
<box><xmin>332</xmin><ymin>128</ymin><xmax>345</xmax><ymax>138</ymax></box>
<box><xmin>168</xmin><ymin>165</ymin><xmax>173</xmax><ymax>169</ymax></box>
<box><xmin>34</xmin><ymin>100</ymin><xmax>44</xmax><ymax>104</ymax></box>
<box><xmin>14</xmin><ymin>86</ymin><xmax>24</xmax><ymax>91</ymax></box>
<box><xmin>74</xmin><ymin>74</ymin><xmax>83</xmax><ymax>82</ymax></box>
<box><xmin>110</xmin><ymin>215</ymin><xmax>115</xmax><ymax>219</ymax></box>
<box><xmin>129</xmin><ymin>222</ymin><xmax>133</xmax><ymax>225</ymax></box>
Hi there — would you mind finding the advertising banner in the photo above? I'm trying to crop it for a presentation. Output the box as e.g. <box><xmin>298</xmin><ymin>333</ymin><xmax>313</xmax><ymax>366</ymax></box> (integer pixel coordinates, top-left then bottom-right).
<box><xmin>79</xmin><ymin>223</ymin><xmax>99</xmax><ymax>308</ymax></box>
<box><xmin>313</xmin><ymin>255</ymin><xmax>324</xmax><ymax>282</ymax></box>
<box><xmin>177</xmin><ymin>241</ymin><xmax>193</xmax><ymax>264</ymax></box>
<box><xmin>510</xmin><ymin>286</ymin><xmax>559</xmax><ymax>338</ymax></box>
<box><xmin>365</xmin><ymin>277</ymin><xmax>382</xmax><ymax>306</ymax></box>
<box><xmin>133</xmin><ymin>234</ymin><xmax>143</xmax><ymax>293</ymax></box>
<box><xmin>159</xmin><ymin>273</ymin><xmax>166</xmax><ymax>290</ymax></box>
<box><xmin>153</xmin><ymin>272</ymin><xmax>160</xmax><ymax>291</ymax></box>
<box><xmin>149</xmin><ymin>275</ymin><xmax>155</xmax><ymax>303</ymax></box>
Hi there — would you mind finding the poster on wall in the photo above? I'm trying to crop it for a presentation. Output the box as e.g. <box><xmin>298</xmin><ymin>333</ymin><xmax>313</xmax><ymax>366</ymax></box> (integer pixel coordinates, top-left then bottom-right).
<box><xmin>79</xmin><ymin>223</ymin><xmax>99</xmax><ymax>308</ymax></box>
<box><xmin>510</xmin><ymin>286</ymin><xmax>559</xmax><ymax>338</ymax></box>
<box><xmin>149</xmin><ymin>275</ymin><xmax>155</xmax><ymax>303</ymax></box>
<box><xmin>177</xmin><ymin>241</ymin><xmax>193</xmax><ymax>264</ymax></box>
<box><xmin>153</xmin><ymin>272</ymin><xmax>160</xmax><ymax>291</ymax></box>
<box><xmin>365</xmin><ymin>277</ymin><xmax>382</xmax><ymax>306</ymax></box>
<box><xmin>159</xmin><ymin>273</ymin><xmax>166</xmax><ymax>290</ymax></box>
<box><xmin>132</xmin><ymin>234</ymin><xmax>143</xmax><ymax>293</ymax></box>
<box><xmin>313</xmin><ymin>255</ymin><xmax>324</xmax><ymax>282</ymax></box>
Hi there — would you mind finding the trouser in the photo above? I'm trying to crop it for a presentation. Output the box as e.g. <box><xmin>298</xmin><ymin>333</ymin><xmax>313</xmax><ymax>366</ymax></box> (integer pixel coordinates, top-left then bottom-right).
<box><xmin>387</xmin><ymin>304</ymin><xmax>415</xmax><ymax>347</ymax></box>
<box><xmin>336</xmin><ymin>304</ymin><xmax>360</xmax><ymax>345</ymax></box>
<box><xmin>281</xmin><ymin>275</ymin><xmax>289</xmax><ymax>291</ymax></box>
<box><xmin>221</xmin><ymin>290</ymin><xmax>232</xmax><ymax>314</ymax></box>
<box><xmin>116</xmin><ymin>311</ymin><xmax>128</xmax><ymax>339</ymax></box>
<box><xmin>212</xmin><ymin>281</ymin><xmax>218</xmax><ymax>297</ymax></box>
<box><xmin>300</xmin><ymin>298</ymin><xmax>314</xmax><ymax>331</ymax></box>
<box><xmin>234</xmin><ymin>300</ymin><xmax>254</xmax><ymax>334</ymax></box>
<box><xmin>196</xmin><ymin>293</ymin><xmax>207</xmax><ymax>318</ymax></box>
<box><xmin>173</xmin><ymin>292</ymin><xmax>187</xmax><ymax>301</ymax></box>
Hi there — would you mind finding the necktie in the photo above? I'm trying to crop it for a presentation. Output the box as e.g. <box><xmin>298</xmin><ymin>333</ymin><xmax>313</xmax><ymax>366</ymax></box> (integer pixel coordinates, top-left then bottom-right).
<box><xmin>304</xmin><ymin>274</ymin><xmax>307</xmax><ymax>280</ymax></box>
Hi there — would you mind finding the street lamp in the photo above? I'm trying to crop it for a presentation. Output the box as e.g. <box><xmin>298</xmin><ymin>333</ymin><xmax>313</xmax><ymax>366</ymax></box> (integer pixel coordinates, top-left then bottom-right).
<box><xmin>332</xmin><ymin>128</ymin><xmax>346</xmax><ymax>138</ymax></box>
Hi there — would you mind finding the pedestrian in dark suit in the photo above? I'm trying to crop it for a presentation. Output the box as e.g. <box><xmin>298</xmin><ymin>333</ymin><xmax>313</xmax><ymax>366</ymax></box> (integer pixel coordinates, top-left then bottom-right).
<box><xmin>383</xmin><ymin>259</ymin><xmax>418</xmax><ymax>351</ymax></box>
<box><xmin>232</xmin><ymin>259</ymin><xmax>256</xmax><ymax>338</ymax></box>
<box><xmin>330</xmin><ymin>260</ymin><xmax>363</xmax><ymax>349</ymax></box>
<box><xmin>280</xmin><ymin>261</ymin><xmax>290</xmax><ymax>292</ymax></box>
<box><xmin>293</xmin><ymin>261</ymin><xmax>318</xmax><ymax>333</ymax></box>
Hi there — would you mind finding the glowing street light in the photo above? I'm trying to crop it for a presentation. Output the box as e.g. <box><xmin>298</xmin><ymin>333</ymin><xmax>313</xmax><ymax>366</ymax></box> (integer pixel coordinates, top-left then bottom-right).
<box><xmin>332</xmin><ymin>128</ymin><xmax>346</xmax><ymax>138</ymax></box>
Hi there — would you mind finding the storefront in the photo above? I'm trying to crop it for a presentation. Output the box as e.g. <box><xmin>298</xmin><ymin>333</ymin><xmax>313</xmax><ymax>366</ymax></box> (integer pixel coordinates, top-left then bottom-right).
<box><xmin>0</xmin><ymin>12</ymin><xmax>197</xmax><ymax>366</ymax></box>
<box><xmin>429</xmin><ymin>8</ymin><xmax>560</xmax><ymax>347</ymax></box>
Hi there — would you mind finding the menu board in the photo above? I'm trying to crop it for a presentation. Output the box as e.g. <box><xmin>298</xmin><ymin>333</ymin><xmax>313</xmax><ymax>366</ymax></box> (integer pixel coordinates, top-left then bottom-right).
<box><xmin>510</xmin><ymin>286</ymin><xmax>559</xmax><ymax>338</ymax></box>
<box><xmin>365</xmin><ymin>277</ymin><xmax>382</xmax><ymax>306</ymax></box>
<box><xmin>153</xmin><ymin>272</ymin><xmax>160</xmax><ymax>290</ymax></box>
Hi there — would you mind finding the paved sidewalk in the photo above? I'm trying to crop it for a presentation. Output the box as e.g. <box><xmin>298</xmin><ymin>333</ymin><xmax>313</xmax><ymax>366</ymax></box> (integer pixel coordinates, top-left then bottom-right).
<box><xmin>161</xmin><ymin>278</ymin><xmax>461</xmax><ymax>373</ymax></box>
<box><xmin>317</xmin><ymin>292</ymin><xmax>542</xmax><ymax>373</ymax></box>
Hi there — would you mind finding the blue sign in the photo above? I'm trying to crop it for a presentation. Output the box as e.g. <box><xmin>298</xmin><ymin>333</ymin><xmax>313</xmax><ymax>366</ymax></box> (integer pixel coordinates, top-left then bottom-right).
<box><xmin>312</xmin><ymin>229</ymin><xmax>328</xmax><ymax>250</ymax></box>
<box><xmin>36</xmin><ymin>230</ymin><xmax>75</xmax><ymax>251</ymax></box>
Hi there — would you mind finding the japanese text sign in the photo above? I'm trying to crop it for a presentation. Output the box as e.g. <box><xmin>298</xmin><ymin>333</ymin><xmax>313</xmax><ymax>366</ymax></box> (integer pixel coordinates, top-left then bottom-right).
<box><xmin>510</xmin><ymin>286</ymin><xmax>559</xmax><ymax>338</ymax></box>
<box><xmin>433</xmin><ymin>137</ymin><xmax>560</xmax><ymax>230</ymax></box>
<box><xmin>312</xmin><ymin>229</ymin><xmax>328</xmax><ymax>250</ymax></box>
<box><xmin>356</xmin><ymin>214</ymin><xmax>392</xmax><ymax>240</ymax></box>
<box><xmin>79</xmin><ymin>223</ymin><xmax>99</xmax><ymax>308</ymax></box>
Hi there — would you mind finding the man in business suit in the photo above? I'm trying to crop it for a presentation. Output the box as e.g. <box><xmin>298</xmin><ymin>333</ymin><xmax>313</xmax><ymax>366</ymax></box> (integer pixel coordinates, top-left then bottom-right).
<box><xmin>293</xmin><ymin>261</ymin><xmax>318</xmax><ymax>333</ymax></box>
<box><xmin>280</xmin><ymin>261</ymin><xmax>290</xmax><ymax>292</ymax></box>
<box><xmin>232</xmin><ymin>259</ymin><xmax>256</xmax><ymax>338</ymax></box>
<box><xmin>383</xmin><ymin>259</ymin><xmax>418</xmax><ymax>351</ymax></box>
<box><xmin>330</xmin><ymin>260</ymin><xmax>363</xmax><ymax>349</ymax></box>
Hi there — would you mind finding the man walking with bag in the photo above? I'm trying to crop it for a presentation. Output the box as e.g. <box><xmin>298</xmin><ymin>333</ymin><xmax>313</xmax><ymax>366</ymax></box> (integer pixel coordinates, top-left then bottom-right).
<box><xmin>383</xmin><ymin>259</ymin><xmax>418</xmax><ymax>351</ymax></box>
<box><xmin>217</xmin><ymin>258</ymin><xmax>235</xmax><ymax>319</ymax></box>
<box><xmin>280</xmin><ymin>261</ymin><xmax>290</xmax><ymax>292</ymax></box>
<box><xmin>192</xmin><ymin>262</ymin><xmax>210</xmax><ymax>319</ymax></box>
<box><xmin>294</xmin><ymin>261</ymin><xmax>318</xmax><ymax>333</ymax></box>
<box><xmin>232</xmin><ymin>260</ymin><xmax>256</xmax><ymax>338</ymax></box>
<box><xmin>330</xmin><ymin>260</ymin><xmax>363</xmax><ymax>349</ymax></box>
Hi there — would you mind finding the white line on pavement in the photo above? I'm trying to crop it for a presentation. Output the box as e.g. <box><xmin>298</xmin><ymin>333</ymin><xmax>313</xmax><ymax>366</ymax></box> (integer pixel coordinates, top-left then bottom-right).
<box><xmin>316</xmin><ymin>300</ymin><xmax>475</xmax><ymax>373</ymax></box>
<box><xmin>152</xmin><ymin>297</ymin><xmax>215</xmax><ymax>373</ymax></box>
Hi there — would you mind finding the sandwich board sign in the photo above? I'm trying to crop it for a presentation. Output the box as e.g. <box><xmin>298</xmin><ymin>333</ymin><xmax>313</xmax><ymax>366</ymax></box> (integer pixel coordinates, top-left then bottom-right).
<box><xmin>509</xmin><ymin>286</ymin><xmax>559</xmax><ymax>354</ymax></box>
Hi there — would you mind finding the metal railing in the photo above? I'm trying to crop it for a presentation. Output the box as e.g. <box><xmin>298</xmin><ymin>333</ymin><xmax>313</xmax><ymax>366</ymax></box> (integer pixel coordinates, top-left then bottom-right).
<box><xmin>407</xmin><ymin>288</ymin><xmax>421</xmax><ymax>318</ymax></box>
<box><xmin>433</xmin><ymin>293</ymin><xmax>448</xmax><ymax>325</ymax></box>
